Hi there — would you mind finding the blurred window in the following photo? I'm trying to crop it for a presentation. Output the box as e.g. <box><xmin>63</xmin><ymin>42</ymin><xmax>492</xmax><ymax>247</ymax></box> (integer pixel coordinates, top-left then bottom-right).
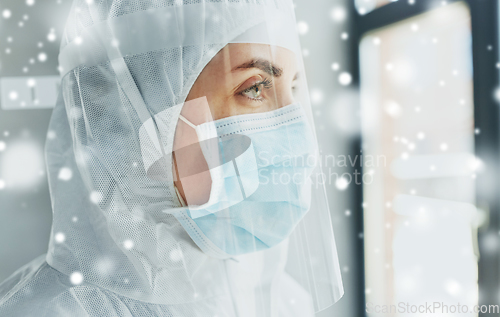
<box><xmin>359</xmin><ymin>2</ymin><xmax>477</xmax><ymax>313</ymax></box>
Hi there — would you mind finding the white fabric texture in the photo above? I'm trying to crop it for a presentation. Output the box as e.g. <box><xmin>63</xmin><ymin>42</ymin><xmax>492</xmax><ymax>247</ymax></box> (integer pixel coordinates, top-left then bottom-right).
<box><xmin>0</xmin><ymin>0</ymin><xmax>343</xmax><ymax>316</ymax></box>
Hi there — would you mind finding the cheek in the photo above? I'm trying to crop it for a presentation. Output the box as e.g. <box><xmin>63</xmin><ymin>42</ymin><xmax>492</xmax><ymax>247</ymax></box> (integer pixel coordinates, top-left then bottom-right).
<box><xmin>206</xmin><ymin>93</ymin><xmax>237</xmax><ymax>121</ymax></box>
<box><xmin>188</xmin><ymin>79</ymin><xmax>233</xmax><ymax>120</ymax></box>
<box><xmin>273</xmin><ymin>83</ymin><xmax>295</xmax><ymax>108</ymax></box>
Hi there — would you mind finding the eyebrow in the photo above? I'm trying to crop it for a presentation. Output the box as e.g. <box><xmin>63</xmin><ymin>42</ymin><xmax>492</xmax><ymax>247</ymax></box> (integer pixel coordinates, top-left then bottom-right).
<box><xmin>233</xmin><ymin>59</ymin><xmax>284</xmax><ymax>77</ymax></box>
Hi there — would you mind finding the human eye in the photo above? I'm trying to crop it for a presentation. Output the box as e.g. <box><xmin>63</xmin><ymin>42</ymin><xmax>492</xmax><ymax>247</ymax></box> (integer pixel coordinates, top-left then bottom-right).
<box><xmin>239</xmin><ymin>77</ymin><xmax>273</xmax><ymax>102</ymax></box>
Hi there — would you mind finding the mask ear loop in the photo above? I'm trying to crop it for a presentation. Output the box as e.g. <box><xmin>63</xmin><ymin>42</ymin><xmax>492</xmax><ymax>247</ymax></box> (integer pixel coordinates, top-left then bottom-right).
<box><xmin>178</xmin><ymin>115</ymin><xmax>198</xmax><ymax>130</ymax></box>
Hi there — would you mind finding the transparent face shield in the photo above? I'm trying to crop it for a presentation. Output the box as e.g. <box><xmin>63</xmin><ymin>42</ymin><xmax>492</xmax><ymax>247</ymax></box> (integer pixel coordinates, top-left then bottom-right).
<box><xmin>154</xmin><ymin>27</ymin><xmax>342</xmax><ymax>313</ymax></box>
<box><xmin>55</xmin><ymin>0</ymin><xmax>342</xmax><ymax>314</ymax></box>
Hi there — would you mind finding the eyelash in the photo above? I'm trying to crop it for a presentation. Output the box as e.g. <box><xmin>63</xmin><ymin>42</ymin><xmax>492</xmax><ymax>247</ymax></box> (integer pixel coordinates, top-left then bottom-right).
<box><xmin>240</xmin><ymin>78</ymin><xmax>273</xmax><ymax>102</ymax></box>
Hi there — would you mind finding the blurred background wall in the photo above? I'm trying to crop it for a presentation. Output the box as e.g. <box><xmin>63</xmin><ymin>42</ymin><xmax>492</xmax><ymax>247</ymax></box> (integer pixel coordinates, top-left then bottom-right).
<box><xmin>0</xmin><ymin>0</ymin><xmax>72</xmax><ymax>285</ymax></box>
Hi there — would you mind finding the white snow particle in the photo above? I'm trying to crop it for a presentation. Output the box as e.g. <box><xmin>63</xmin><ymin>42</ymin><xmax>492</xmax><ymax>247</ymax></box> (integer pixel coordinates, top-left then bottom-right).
<box><xmin>331</xmin><ymin>7</ymin><xmax>346</xmax><ymax>22</ymax></box>
<box><xmin>296</xmin><ymin>21</ymin><xmax>309</xmax><ymax>35</ymax></box>
<box><xmin>70</xmin><ymin>272</ymin><xmax>84</xmax><ymax>285</ymax></box>
<box><xmin>26</xmin><ymin>0</ymin><xmax>35</xmax><ymax>6</ymax></box>
<box><xmin>445</xmin><ymin>279</ymin><xmax>461</xmax><ymax>296</ymax></box>
<box><xmin>384</xmin><ymin>100</ymin><xmax>401</xmax><ymax>118</ymax></box>
<box><xmin>58</xmin><ymin>167</ymin><xmax>73</xmax><ymax>181</ymax></box>
<box><xmin>9</xmin><ymin>91</ymin><xmax>18</xmax><ymax>101</ymax></box>
<box><xmin>338</xmin><ymin>72</ymin><xmax>352</xmax><ymax>86</ymax></box>
<box><xmin>169</xmin><ymin>249</ymin><xmax>184</xmax><ymax>262</ymax></box>
<box><xmin>335</xmin><ymin>177</ymin><xmax>349</xmax><ymax>190</ymax></box>
<box><xmin>47</xmin><ymin>32</ymin><xmax>56</xmax><ymax>42</ymax></box>
<box><xmin>90</xmin><ymin>191</ymin><xmax>103</xmax><ymax>204</ymax></box>
<box><xmin>2</xmin><ymin>10</ymin><xmax>12</xmax><ymax>19</ymax></box>
<box><xmin>341</xmin><ymin>32</ymin><xmax>349</xmax><ymax>40</ymax></box>
<box><xmin>26</xmin><ymin>78</ymin><xmax>36</xmax><ymax>87</ymax></box>
<box><xmin>123</xmin><ymin>240</ymin><xmax>134</xmax><ymax>250</ymax></box>
<box><xmin>0</xmin><ymin>141</ymin><xmax>5</xmax><ymax>151</ymax></box>
<box><xmin>331</xmin><ymin>62</ymin><xmax>339</xmax><ymax>71</ymax></box>
<box><xmin>38</xmin><ymin>53</ymin><xmax>47</xmax><ymax>62</ymax></box>
<box><xmin>310</xmin><ymin>89</ymin><xmax>323</xmax><ymax>104</ymax></box>
<box><xmin>0</xmin><ymin>180</ymin><xmax>5</xmax><ymax>190</ymax></box>
<box><xmin>494</xmin><ymin>88</ymin><xmax>500</xmax><ymax>102</ymax></box>
<box><xmin>54</xmin><ymin>232</ymin><xmax>66</xmax><ymax>243</ymax></box>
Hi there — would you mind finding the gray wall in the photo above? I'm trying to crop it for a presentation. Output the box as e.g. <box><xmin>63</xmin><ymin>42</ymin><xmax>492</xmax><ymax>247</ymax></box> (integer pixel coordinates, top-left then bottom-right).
<box><xmin>0</xmin><ymin>0</ymin><xmax>72</xmax><ymax>281</ymax></box>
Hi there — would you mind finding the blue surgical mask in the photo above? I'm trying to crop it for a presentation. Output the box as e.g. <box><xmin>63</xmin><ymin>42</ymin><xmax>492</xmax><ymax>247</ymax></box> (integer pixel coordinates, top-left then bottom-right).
<box><xmin>173</xmin><ymin>103</ymin><xmax>318</xmax><ymax>258</ymax></box>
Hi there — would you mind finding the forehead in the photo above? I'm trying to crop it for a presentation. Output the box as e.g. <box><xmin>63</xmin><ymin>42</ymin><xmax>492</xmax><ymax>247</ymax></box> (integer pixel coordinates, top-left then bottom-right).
<box><xmin>212</xmin><ymin>43</ymin><xmax>297</xmax><ymax>72</ymax></box>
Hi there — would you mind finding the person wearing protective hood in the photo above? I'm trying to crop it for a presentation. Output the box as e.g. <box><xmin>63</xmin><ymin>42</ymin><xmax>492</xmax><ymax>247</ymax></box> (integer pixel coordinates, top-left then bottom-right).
<box><xmin>0</xmin><ymin>0</ymin><xmax>343</xmax><ymax>316</ymax></box>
